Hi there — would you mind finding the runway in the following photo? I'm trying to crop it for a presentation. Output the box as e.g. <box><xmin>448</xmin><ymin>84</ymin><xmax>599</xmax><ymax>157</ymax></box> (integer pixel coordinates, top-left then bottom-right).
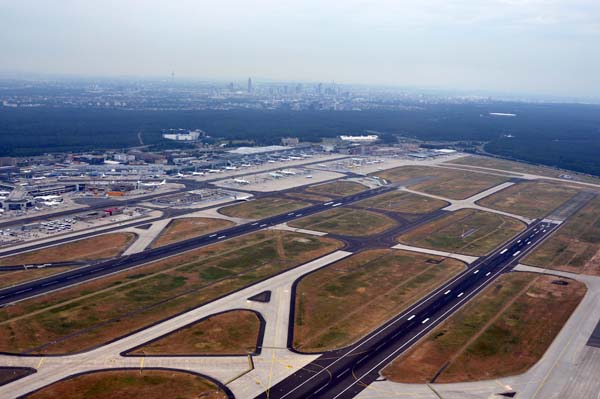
<box><xmin>255</xmin><ymin>219</ymin><xmax>558</xmax><ymax>399</ymax></box>
<box><xmin>0</xmin><ymin>185</ymin><xmax>395</xmax><ymax>306</ymax></box>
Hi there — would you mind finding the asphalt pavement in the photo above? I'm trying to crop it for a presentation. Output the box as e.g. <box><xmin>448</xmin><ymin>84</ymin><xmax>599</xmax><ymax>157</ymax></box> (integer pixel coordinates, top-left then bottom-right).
<box><xmin>0</xmin><ymin>185</ymin><xmax>395</xmax><ymax>306</ymax></box>
<box><xmin>255</xmin><ymin>219</ymin><xmax>558</xmax><ymax>399</ymax></box>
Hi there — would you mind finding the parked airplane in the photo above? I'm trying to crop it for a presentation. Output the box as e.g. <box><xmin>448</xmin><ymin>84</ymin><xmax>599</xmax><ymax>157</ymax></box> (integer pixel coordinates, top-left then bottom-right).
<box><xmin>280</xmin><ymin>169</ymin><xmax>297</xmax><ymax>175</ymax></box>
<box><xmin>233</xmin><ymin>178</ymin><xmax>250</xmax><ymax>185</ymax></box>
<box><xmin>269</xmin><ymin>172</ymin><xmax>283</xmax><ymax>178</ymax></box>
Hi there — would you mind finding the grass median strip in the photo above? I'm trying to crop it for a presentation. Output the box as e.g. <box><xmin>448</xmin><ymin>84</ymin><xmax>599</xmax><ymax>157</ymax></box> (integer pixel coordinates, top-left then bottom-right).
<box><xmin>354</xmin><ymin>190</ymin><xmax>448</xmax><ymax>214</ymax></box>
<box><xmin>305</xmin><ymin>181</ymin><xmax>368</xmax><ymax>197</ymax></box>
<box><xmin>289</xmin><ymin>208</ymin><xmax>396</xmax><ymax>236</ymax></box>
<box><xmin>150</xmin><ymin>217</ymin><xmax>235</xmax><ymax>248</ymax></box>
<box><xmin>477</xmin><ymin>180</ymin><xmax>580</xmax><ymax>219</ymax></box>
<box><xmin>219</xmin><ymin>197</ymin><xmax>309</xmax><ymax>219</ymax></box>
<box><xmin>383</xmin><ymin>272</ymin><xmax>586</xmax><ymax>383</ymax></box>
<box><xmin>293</xmin><ymin>249</ymin><xmax>466</xmax><ymax>352</ymax></box>
<box><xmin>0</xmin><ymin>232</ymin><xmax>136</xmax><ymax>266</ymax></box>
<box><xmin>448</xmin><ymin>156</ymin><xmax>600</xmax><ymax>185</ymax></box>
<box><xmin>26</xmin><ymin>370</ymin><xmax>228</xmax><ymax>399</ymax></box>
<box><xmin>0</xmin><ymin>230</ymin><xmax>342</xmax><ymax>354</ymax></box>
<box><xmin>373</xmin><ymin>165</ymin><xmax>509</xmax><ymax>200</ymax></box>
<box><xmin>397</xmin><ymin>209</ymin><xmax>526</xmax><ymax>256</ymax></box>
<box><xmin>524</xmin><ymin>196</ymin><xmax>600</xmax><ymax>275</ymax></box>
<box><xmin>130</xmin><ymin>309</ymin><xmax>261</xmax><ymax>355</ymax></box>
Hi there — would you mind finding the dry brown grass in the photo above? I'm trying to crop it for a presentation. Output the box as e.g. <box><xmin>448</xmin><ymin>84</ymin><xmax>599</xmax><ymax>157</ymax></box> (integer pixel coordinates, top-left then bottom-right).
<box><xmin>524</xmin><ymin>196</ymin><xmax>600</xmax><ymax>275</ymax></box>
<box><xmin>0</xmin><ymin>267</ymin><xmax>72</xmax><ymax>289</ymax></box>
<box><xmin>285</xmin><ymin>192</ymin><xmax>332</xmax><ymax>202</ymax></box>
<box><xmin>355</xmin><ymin>190</ymin><xmax>448</xmax><ymax>214</ymax></box>
<box><xmin>289</xmin><ymin>208</ymin><xmax>396</xmax><ymax>236</ymax></box>
<box><xmin>449</xmin><ymin>156</ymin><xmax>600</xmax><ymax>184</ymax></box>
<box><xmin>293</xmin><ymin>249</ymin><xmax>465</xmax><ymax>352</ymax></box>
<box><xmin>219</xmin><ymin>197</ymin><xmax>309</xmax><ymax>219</ymax></box>
<box><xmin>130</xmin><ymin>310</ymin><xmax>261</xmax><ymax>355</ymax></box>
<box><xmin>373</xmin><ymin>165</ymin><xmax>509</xmax><ymax>200</ymax></box>
<box><xmin>397</xmin><ymin>209</ymin><xmax>526</xmax><ymax>256</ymax></box>
<box><xmin>151</xmin><ymin>217</ymin><xmax>234</xmax><ymax>248</ymax></box>
<box><xmin>305</xmin><ymin>181</ymin><xmax>368</xmax><ymax>197</ymax></box>
<box><xmin>383</xmin><ymin>272</ymin><xmax>586</xmax><ymax>383</ymax></box>
<box><xmin>478</xmin><ymin>181</ymin><xmax>580</xmax><ymax>219</ymax></box>
<box><xmin>27</xmin><ymin>370</ymin><xmax>228</xmax><ymax>399</ymax></box>
<box><xmin>0</xmin><ymin>231</ymin><xmax>341</xmax><ymax>354</ymax></box>
<box><xmin>0</xmin><ymin>233</ymin><xmax>136</xmax><ymax>266</ymax></box>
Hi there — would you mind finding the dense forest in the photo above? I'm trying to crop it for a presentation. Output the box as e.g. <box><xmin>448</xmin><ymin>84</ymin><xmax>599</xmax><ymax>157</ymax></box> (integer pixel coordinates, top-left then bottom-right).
<box><xmin>1</xmin><ymin>102</ymin><xmax>600</xmax><ymax>175</ymax></box>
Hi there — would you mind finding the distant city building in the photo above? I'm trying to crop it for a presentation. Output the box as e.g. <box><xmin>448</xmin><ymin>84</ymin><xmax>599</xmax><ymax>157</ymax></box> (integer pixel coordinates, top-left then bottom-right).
<box><xmin>339</xmin><ymin>135</ymin><xmax>379</xmax><ymax>143</ymax></box>
<box><xmin>162</xmin><ymin>129</ymin><xmax>205</xmax><ymax>142</ymax></box>
<box><xmin>114</xmin><ymin>153</ymin><xmax>135</xmax><ymax>162</ymax></box>
<box><xmin>247</xmin><ymin>77</ymin><xmax>253</xmax><ymax>93</ymax></box>
<box><xmin>281</xmin><ymin>137</ymin><xmax>299</xmax><ymax>146</ymax></box>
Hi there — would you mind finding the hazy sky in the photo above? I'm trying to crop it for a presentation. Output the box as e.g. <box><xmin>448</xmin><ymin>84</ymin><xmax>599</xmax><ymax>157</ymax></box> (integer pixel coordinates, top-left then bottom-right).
<box><xmin>1</xmin><ymin>0</ymin><xmax>599</xmax><ymax>97</ymax></box>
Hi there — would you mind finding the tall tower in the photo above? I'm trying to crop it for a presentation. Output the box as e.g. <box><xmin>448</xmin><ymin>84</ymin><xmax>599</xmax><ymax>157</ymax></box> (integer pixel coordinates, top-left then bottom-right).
<box><xmin>247</xmin><ymin>77</ymin><xmax>253</xmax><ymax>93</ymax></box>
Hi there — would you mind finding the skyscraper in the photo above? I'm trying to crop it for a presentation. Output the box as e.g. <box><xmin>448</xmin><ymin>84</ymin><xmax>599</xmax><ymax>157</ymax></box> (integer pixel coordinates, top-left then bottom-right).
<box><xmin>247</xmin><ymin>77</ymin><xmax>253</xmax><ymax>93</ymax></box>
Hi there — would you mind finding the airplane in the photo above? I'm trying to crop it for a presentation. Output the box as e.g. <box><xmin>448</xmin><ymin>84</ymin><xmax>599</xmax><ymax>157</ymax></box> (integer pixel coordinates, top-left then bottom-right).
<box><xmin>305</xmin><ymin>175</ymin><xmax>313</xmax><ymax>178</ymax></box>
<box><xmin>208</xmin><ymin>169</ymin><xmax>222</xmax><ymax>173</ymax></box>
<box><xmin>241</xmin><ymin>163</ymin><xmax>252</xmax><ymax>168</ymax></box>
<box><xmin>174</xmin><ymin>172</ymin><xmax>189</xmax><ymax>178</ymax></box>
<box><xmin>269</xmin><ymin>172</ymin><xmax>283</xmax><ymax>178</ymax></box>
<box><xmin>225</xmin><ymin>166</ymin><xmax>238</xmax><ymax>170</ymax></box>
<box><xmin>289</xmin><ymin>156</ymin><xmax>303</xmax><ymax>160</ymax></box>
<box><xmin>280</xmin><ymin>169</ymin><xmax>297</xmax><ymax>175</ymax></box>
<box><xmin>32</xmin><ymin>176</ymin><xmax>47</xmax><ymax>180</ymax></box>
<box><xmin>138</xmin><ymin>179</ymin><xmax>166</xmax><ymax>187</ymax></box>
<box><xmin>267</xmin><ymin>160</ymin><xmax>276</xmax><ymax>163</ymax></box>
<box><xmin>233</xmin><ymin>178</ymin><xmax>250</xmax><ymax>185</ymax></box>
<box><xmin>191</xmin><ymin>171</ymin><xmax>205</xmax><ymax>176</ymax></box>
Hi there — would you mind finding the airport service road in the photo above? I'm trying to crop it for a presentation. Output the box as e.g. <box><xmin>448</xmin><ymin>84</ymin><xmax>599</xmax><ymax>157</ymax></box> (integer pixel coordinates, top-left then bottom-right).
<box><xmin>255</xmin><ymin>220</ymin><xmax>558</xmax><ymax>399</ymax></box>
<box><xmin>0</xmin><ymin>185</ymin><xmax>395</xmax><ymax>306</ymax></box>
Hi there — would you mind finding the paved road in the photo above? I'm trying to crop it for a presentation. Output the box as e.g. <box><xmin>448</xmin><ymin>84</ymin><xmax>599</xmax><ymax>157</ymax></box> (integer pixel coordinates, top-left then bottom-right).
<box><xmin>0</xmin><ymin>185</ymin><xmax>395</xmax><ymax>306</ymax></box>
<box><xmin>255</xmin><ymin>219</ymin><xmax>558</xmax><ymax>399</ymax></box>
<box><xmin>0</xmin><ymin>207</ymin><xmax>190</xmax><ymax>260</ymax></box>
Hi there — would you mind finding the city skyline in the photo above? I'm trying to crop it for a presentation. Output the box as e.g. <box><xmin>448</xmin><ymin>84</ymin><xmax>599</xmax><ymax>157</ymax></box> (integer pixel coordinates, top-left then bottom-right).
<box><xmin>1</xmin><ymin>1</ymin><xmax>600</xmax><ymax>99</ymax></box>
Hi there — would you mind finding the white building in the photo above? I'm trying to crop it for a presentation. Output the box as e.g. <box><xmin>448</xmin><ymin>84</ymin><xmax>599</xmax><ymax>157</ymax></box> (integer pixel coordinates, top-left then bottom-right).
<box><xmin>162</xmin><ymin>129</ymin><xmax>204</xmax><ymax>142</ymax></box>
<box><xmin>339</xmin><ymin>135</ymin><xmax>379</xmax><ymax>143</ymax></box>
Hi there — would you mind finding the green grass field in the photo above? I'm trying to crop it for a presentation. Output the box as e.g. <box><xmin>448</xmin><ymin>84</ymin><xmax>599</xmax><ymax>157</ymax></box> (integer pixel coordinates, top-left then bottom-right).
<box><xmin>384</xmin><ymin>272</ymin><xmax>585</xmax><ymax>383</ymax></box>
<box><xmin>293</xmin><ymin>249</ymin><xmax>465</xmax><ymax>351</ymax></box>
<box><xmin>0</xmin><ymin>231</ymin><xmax>341</xmax><ymax>354</ymax></box>
<box><xmin>289</xmin><ymin>208</ymin><xmax>396</xmax><ymax>236</ymax></box>
<box><xmin>397</xmin><ymin>209</ymin><xmax>525</xmax><ymax>256</ymax></box>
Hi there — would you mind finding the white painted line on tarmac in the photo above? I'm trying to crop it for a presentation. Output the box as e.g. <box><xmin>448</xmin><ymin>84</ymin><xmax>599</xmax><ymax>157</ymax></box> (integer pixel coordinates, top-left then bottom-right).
<box><xmin>444</xmin><ymin>290</ymin><xmax>451</xmax><ymax>295</ymax></box>
<box><xmin>407</xmin><ymin>315</ymin><xmax>416</xmax><ymax>321</ymax></box>
<box><xmin>421</xmin><ymin>318</ymin><xmax>430</xmax><ymax>324</ymax></box>
<box><xmin>457</xmin><ymin>292</ymin><xmax>464</xmax><ymax>297</ymax></box>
